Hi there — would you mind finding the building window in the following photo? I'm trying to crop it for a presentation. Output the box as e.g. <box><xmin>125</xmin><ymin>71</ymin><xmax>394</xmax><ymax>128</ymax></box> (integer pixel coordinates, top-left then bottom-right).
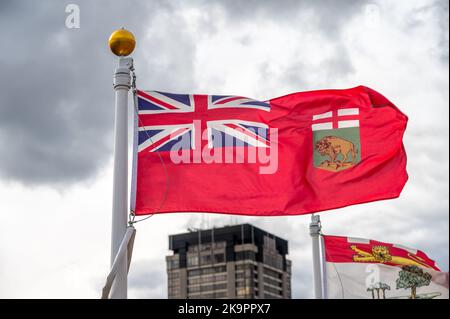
<box><xmin>236</xmin><ymin>251</ymin><xmax>255</xmax><ymax>261</ymax></box>
<box><xmin>264</xmin><ymin>292</ymin><xmax>281</xmax><ymax>299</ymax></box>
<box><xmin>263</xmin><ymin>267</ymin><xmax>282</xmax><ymax>279</ymax></box>
<box><xmin>200</xmin><ymin>243</ymin><xmax>211</xmax><ymax>251</ymax></box>
<box><xmin>200</xmin><ymin>254</ymin><xmax>212</xmax><ymax>265</ymax></box>
<box><xmin>168</xmin><ymin>272</ymin><xmax>180</xmax><ymax>280</ymax></box>
<box><xmin>188</xmin><ymin>269</ymin><xmax>200</xmax><ymax>277</ymax></box>
<box><xmin>235</xmin><ymin>264</ymin><xmax>253</xmax><ymax>271</ymax></box>
<box><xmin>236</xmin><ymin>287</ymin><xmax>252</xmax><ymax>297</ymax></box>
<box><xmin>188</xmin><ymin>286</ymin><xmax>201</xmax><ymax>293</ymax></box>
<box><xmin>187</xmin><ymin>244</ymin><xmax>199</xmax><ymax>252</ymax></box>
<box><xmin>263</xmin><ymin>252</ymin><xmax>283</xmax><ymax>270</ymax></box>
<box><xmin>236</xmin><ymin>279</ymin><xmax>252</xmax><ymax>287</ymax></box>
<box><xmin>214</xmin><ymin>241</ymin><xmax>226</xmax><ymax>249</ymax></box>
<box><xmin>188</xmin><ymin>273</ymin><xmax>227</xmax><ymax>285</ymax></box>
<box><xmin>264</xmin><ymin>285</ymin><xmax>282</xmax><ymax>296</ymax></box>
<box><xmin>187</xmin><ymin>255</ymin><xmax>199</xmax><ymax>267</ymax></box>
<box><xmin>215</xmin><ymin>274</ymin><xmax>227</xmax><ymax>282</ymax></box>
<box><xmin>188</xmin><ymin>265</ymin><xmax>226</xmax><ymax>277</ymax></box>
<box><xmin>264</xmin><ymin>276</ymin><xmax>282</xmax><ymax>287</ymax></box>
<box><xmin>214</xmin><ymin>253</ymin><xmax>225</xmax><ymax>263</ymax></box>
<box><xmin>166</xmin><ymin>255</ymin><xmax>180</xmax><ymax>269</ymax></box>
<box><xmin>263</xmin><ymin>236</ymin><xmax>277</xmax><ymax>251</ymax></box>
<box><xmin>168</xmin><ymin>286</ymin><xmax>180</xmax><ymax>296</ymax></box>
<box><xmin>199</xmin><ymin>291</ymin><xmax>227</xmax><ymax>298</ymax></box>
<box><xmin>215</xmin><ymin>291</ymin><xmax>227</xmax><ymax>298</ymax></box>
<box><xmin>196</xmin><ymin>283</ymin><xmax>227</xmax><ymax>291</ymax></box>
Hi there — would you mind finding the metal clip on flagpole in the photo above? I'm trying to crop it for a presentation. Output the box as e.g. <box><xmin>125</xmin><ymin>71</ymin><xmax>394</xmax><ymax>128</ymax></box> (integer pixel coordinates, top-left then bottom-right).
<box><xmin>106</xmin><ymin>28</ymin><xmax>136</xmax><ymax>299</ymax></box>
<box><xmin>309</xmin><ymin>214</ymin><xmax>323</xmax><ymax>299</ymax></box>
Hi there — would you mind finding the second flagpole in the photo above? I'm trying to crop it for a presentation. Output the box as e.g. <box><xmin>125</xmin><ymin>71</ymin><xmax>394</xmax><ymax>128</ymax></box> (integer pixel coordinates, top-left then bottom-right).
<box><xmin>309</xmin><ymin>214</ymin><xmax>323</xmax><ymax>299</ymax></box>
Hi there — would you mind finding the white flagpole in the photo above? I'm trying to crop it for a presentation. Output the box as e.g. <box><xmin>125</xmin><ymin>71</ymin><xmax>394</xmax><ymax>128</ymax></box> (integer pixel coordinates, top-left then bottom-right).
<box><xmin>110</xmin><ymin>56</ymin><xmax>132</xmax><ymax>299</ymax></box>
<box><xmin>108</xmin><ymin>28</ymin><xmax>136</xmax><ymax>299</ymax></box>
<box><xmin>320</xmin><ymin>233</ymin><xmax>328</xmax><ymax>299</ymax></box>
<box><xmin>309</xmin><ymin>214</ymin><xmax>323</xmax><ymax>299</ymax></box>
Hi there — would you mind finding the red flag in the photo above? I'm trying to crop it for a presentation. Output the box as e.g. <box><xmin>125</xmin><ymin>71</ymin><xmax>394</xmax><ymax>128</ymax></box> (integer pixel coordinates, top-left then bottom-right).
<box><xmin>131</xmin><ymin>86</ymin><xmax>408</xmax><ymax>216</ymax></box>
<box><xmin>323</xmin><ymin>235</ymin><xmax>448</xmax><ymax>299</ymax></box>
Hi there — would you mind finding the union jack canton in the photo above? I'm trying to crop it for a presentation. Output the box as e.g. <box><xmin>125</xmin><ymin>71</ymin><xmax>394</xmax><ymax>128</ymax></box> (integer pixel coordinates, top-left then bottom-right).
<box><xmin>136</xmin><ymin>90</ymin><xmax>271</xmax><ymax>152</ymax></box>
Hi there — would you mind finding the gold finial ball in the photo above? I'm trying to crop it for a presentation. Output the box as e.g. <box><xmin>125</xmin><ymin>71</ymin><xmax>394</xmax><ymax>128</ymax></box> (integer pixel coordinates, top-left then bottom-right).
<box><xmin>108</xmin><ymin>28</ymin><xmax>136</xmax><ymax>56</ymax></box>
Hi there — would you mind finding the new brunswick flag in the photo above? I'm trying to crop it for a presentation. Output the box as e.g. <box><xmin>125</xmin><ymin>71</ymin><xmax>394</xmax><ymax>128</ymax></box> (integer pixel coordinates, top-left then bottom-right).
<box><xmin>132</xmin><ymin>86</ymin><xmax>408</xmax><ymax>216</ymax></box>
<box><xmin>323</xmin><ymin>235</ymin><xmax>449</xmax><ymax>299</ymax></box>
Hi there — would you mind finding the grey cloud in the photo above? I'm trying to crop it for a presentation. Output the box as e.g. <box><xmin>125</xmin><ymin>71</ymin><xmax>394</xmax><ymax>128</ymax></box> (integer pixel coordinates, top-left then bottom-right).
<box><xmin>434</xmin><ymin>0</ymin><xmax>449</xmax><ymax>63</ymax></box>
<box><xmin>0</xmin><ymin>1</ymin><xmax>169</xmax><ymax>185</ymax></box>
<box><xmin>135</xmin><ymin>12</ymin><xmax>199</xmax><ymax>93</ymax></box>
<box><xmin>208</xmin><ymin>0</ymin><xmax>369</xmax><ymax>87</ymax></box>
<box><xmin>426</xmin><ymin>0</ymin><xmax>448</xmax><ymax>64</ymax></box>
<box><xmin>0</xmin><ymin>0</ymin><xmax>200</xmax><ymax>186</ymax></box>
<box><xmin>211</xmin><ymin>0</ymin><xmax>368</xmax><ymax>32</ymax></box>
<box><xmin>403</xmin><ymin>0</ymin><xmax>449</xmax><ymax>64</ymax></box>
<box><xmin>281</xmin><ymin>48</ymin><xmax>355</xmax><ymax>93</ymax></box>
<box><xmin>0</xmin><ymin>1</ymin><xmax>130</xmax><ymax>184</ymax></box>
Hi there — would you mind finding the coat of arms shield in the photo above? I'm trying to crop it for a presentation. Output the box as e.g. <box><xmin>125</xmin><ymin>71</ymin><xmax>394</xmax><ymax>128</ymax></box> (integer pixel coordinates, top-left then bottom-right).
<box><xmin>312</xmin><ymin>108</ymin><xmax>361</xmax><ymax>172</ymax></box>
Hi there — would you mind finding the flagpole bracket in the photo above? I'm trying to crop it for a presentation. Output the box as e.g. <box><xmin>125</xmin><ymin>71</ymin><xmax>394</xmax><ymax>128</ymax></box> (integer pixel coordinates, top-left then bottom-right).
<box><xmin>309</xmin><ymin>214</ymin><xmax>322</xmax><ymax>236</ymax></box>
<box><xmin>113</xmin><ymin>57</ymin><xmax>133</xmax><ymax>91</ymax></box>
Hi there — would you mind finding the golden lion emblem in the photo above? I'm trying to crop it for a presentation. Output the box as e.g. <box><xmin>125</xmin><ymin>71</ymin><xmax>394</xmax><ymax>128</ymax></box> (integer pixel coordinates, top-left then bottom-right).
<box><xmin>351</xmin><ymin>245</ymin><xmax>432</xmax><ymax>268</ymax></box>
<box><xmin>352</xmin><ymin>245</ymin><xmax>392</xmax><ymax>263</ymax></box>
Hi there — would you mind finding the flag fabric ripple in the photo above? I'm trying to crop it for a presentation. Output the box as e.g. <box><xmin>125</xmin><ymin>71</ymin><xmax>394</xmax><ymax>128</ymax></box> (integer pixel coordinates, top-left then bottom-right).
<box><xmin>131</xmin><ymin>86</ymin><xmax>408</xmax><ymax>216</ymax></box>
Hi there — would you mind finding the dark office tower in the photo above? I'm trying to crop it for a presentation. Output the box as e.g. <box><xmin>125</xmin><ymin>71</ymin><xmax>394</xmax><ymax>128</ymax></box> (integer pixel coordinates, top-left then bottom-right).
<box><xmin>166</xmin><ymin>224</ymin><xmax>291</xmax><ymax>299</ymax></box>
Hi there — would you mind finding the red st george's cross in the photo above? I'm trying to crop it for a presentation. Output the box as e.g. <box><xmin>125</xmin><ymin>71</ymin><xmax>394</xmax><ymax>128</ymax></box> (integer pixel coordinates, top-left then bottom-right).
<box><xmin>311</xmin><ymin>109</ymin><xmax>360</xmax><ymax>130</ymax></box>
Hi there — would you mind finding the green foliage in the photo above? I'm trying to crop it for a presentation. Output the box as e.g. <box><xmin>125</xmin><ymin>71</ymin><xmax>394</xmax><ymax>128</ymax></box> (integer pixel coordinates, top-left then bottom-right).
<box><xmin>396</xmin><ymin>265</ymin><xmax>432</xmax><ymax>290</ymax></box>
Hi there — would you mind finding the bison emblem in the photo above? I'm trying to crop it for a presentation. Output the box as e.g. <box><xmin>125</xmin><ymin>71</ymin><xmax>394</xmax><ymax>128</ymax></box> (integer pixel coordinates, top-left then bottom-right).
<box><xmin>315</xmin><ymin>136</ymin><xmax>359</xmax><ymax>171</ymax></box>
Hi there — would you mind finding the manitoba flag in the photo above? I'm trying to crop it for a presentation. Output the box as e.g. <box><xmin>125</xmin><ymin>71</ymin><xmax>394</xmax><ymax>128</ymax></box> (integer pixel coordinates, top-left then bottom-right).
<box><xmin>131</xmin><ymin>86</ymin><xmax>408</xmax><ymax>216</ymax></box>
<box><xmin>323</xmin><ymin>235</ymin><xmax>449</xmax><ymax>299</ymax></box>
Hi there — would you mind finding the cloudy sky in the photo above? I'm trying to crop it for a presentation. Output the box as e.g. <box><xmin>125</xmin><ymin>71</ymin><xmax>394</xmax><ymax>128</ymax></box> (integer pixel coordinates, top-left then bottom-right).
<box><xmin>0</xmin><ymin>0</ymin><xmax>448</xmax><ymax>298</ymax></box>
